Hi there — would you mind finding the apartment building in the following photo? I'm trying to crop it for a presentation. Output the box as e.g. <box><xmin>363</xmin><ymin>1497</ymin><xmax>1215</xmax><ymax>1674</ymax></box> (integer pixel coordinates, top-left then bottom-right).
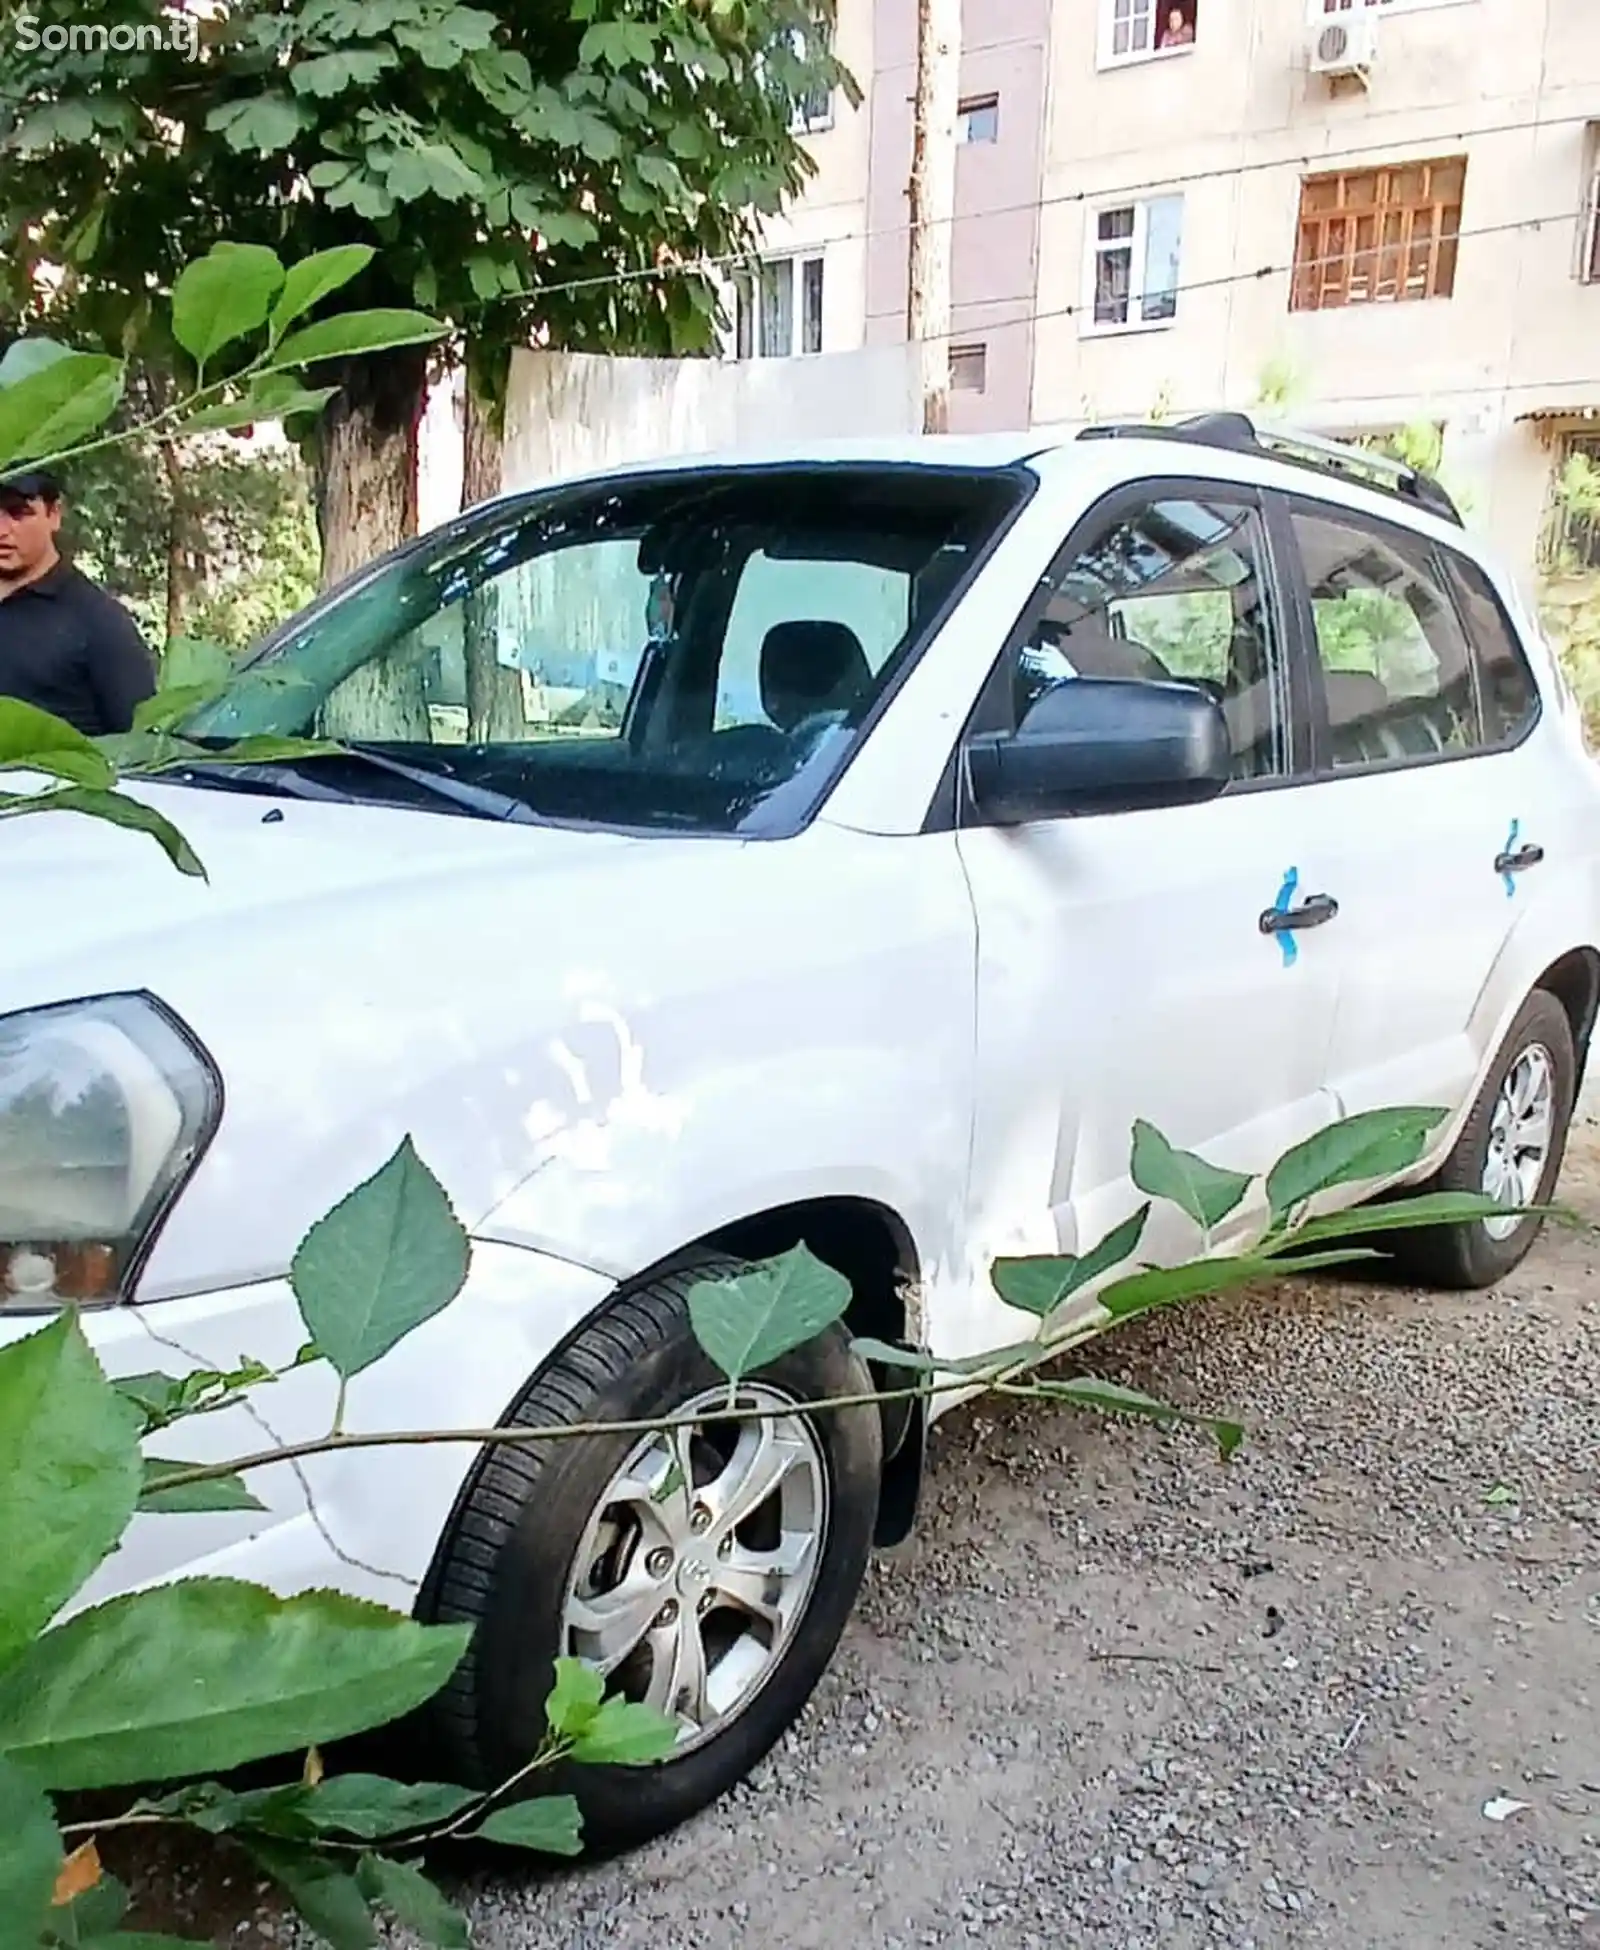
<box><xmin>746</xmin><ymin>0</ymin><xmax>1600</xmax><ymax>582</ymax></box>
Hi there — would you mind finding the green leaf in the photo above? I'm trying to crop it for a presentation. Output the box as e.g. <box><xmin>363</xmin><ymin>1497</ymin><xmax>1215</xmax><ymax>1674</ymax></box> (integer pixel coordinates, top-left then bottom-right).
<box><xmin>567</xmin><ymin>1697</ymin><xmax>680</xmax><ymax>1767</ymax></box>
<box><xmin>266</xmin><ymin>309</ymin><xmax>446</xmax><ymax>373</ymax></box>
<box><xmin>247</xmin><ymin>1841</ymin><xmax>375</xmax><ymax>1950</ymax></box>
<box><xmin>1027</xmin><ymin>1377</ymin><xmax>1244</xmax><ymax>1460</ymax></box>
<box><xmin>0</xmin><ymin>1756</ymin><xmax>62</xmax><ymax>1950</ymax></box>
<box><xmin>271</xmin><ymin>246</ymin><xmax>375</xmax><ymax>339</ymax></box>
<box><xmin>1129</xmin><ymin>1120</ymin><xmax>1253</xmax><ymax>1233</ymax></box>
<box><xmin>159</xmin><ymin>637</ymin><xmax>235</xmax><ymax>692</ymax></box>
<box><xmin>132</xmin><ymin>686</ymin><xmax>224</xmax><ymax>733</ymax></box>
<box><xmin>289</xmin><ymin>1137</ymin><xmax>470</xmax><ymax>1382</ymax></box>
<box><xmin>170</xmin><ymin>245</ymin><xmax>285</xmax><ymax>376</ymax></box>
<box><xmin>1095</xmin><ymin>1246</ymin><xmax>1381</xmax><ymax>1326</ymax></box>
<box><xmin>0</xmin><ymin>1580</ymin><xmax>471</xmax><ymax>1790</ymax></box>
<box><xmin>0</xmin><ymin>1316</ymin><xmax>143</xmax><ymax>1670</ymax></box>
<box><xmin>50</xmin><ymin>1864</ymin><xmax>130</xmax><ymax>1942</ymax></box>
<box><xmin>686</xmin><ymin>1244</ymin><xmax>852</xmax><ymax>1384</ymax></box>
<box><xmin>79</xmin><ymin>1936</ymin><xmax>212</xmax><ymax>1949</ymax></box>
<box><xmin>1261</xmin><ymin>1189</ymin><xmax>1543</xmax><ymax>1252</ymax></box>
<box><xmin>299</xmin><ymin>1775</ymin><xmax>479</xmax><ymax>1839</ymax></box>
<box><xmin>0</xmin><ymin>786</ymin><xmax>205</xmax><ymax>877</ymax></box>
<box><xmin>473</xmin><ymin>1795</ymin><xmax>583</xmax><ymax>1857</ymax></box>
<box><xmin>138</xmin><ymin>1459</ymin><xmax>265</xmax><ymax>1515</ymax></box>
<box><xmin>290</xmin><ymin>49</ymin><xmax>398</xmax><ymax>97</ymax></box>
<box><xmin>355</xmin><ymin>1854</ymin><xmax>470</xmax><ymax>1949</ymax></box>
<box><xmin>0</xmin><ymin>338</ymin><xmax>71</xmax><ymax>388</ymax></box>
<box><xmin>205</xmin><ymin>95</ymin><xmax>308</xmax><ymax>155</ymax></box>
<box><xmin>1265</xmin><ymin>1108</ymin><xmax>1448</xmax><ymax>1224</ymax></box>
<box><xmin>544</xmin><ymin>1657</ymin><xmax>603</xmax><ymax>1738</ymax></box>
<box><xmin>0</xmin><ymin>352</ymin><xmax>122</xmax><ymax>470</ymax></box>
<box><xmin>991</xmin><ymin>1204</ymin><xmax>1151</xmax><ymax>1319</ymax></box>
<box><xmin>178</xmin><ymin>383</ymin><xmax>337</xmax><ymax>433</ymax></box>
<box><xmin>135</xmin><ymin>1778</ymin><xmax>312</xmax><ymax>1839</ymax></box>
<box><xmin>849</xmin><ymin>1336</ymin><xmax>1046</xmax><ymax>1378</ymax></box>
<box><xmin>0</xmin><ymin>698</ymin><xmax>113</xmax><ymax>784</ymax></box>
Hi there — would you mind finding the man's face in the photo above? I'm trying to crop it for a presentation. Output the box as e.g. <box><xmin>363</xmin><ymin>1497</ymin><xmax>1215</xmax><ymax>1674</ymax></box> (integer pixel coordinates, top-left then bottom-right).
<box><xmin>0</xmin><ymin>489</ymin><xmax>62</xmax><ymax>584</ymax></box>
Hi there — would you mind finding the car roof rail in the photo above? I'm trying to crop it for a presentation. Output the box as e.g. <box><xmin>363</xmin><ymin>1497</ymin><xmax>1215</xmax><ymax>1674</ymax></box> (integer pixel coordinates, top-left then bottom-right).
<box><xmin>1075</xmin><ymin>410</ymin><xmax>1464</xmax><ymax>527</ymax></box>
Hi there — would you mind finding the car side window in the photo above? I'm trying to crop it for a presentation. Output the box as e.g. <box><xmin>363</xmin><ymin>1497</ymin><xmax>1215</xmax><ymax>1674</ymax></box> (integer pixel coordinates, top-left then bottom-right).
<box><xmin>1011</xmin><ymin>493</ymin><xmax>1287</xmax><ymax>780</ymax></box>
<box><xmin>1288</xmin><ymin>504</ymin><xmax>1481</xmax><ymax>770</ymax></box>
<box><xmin>1441</xmin><ymin>552</ymin><xmax>1539</xmax><ymax>744</ymax></box>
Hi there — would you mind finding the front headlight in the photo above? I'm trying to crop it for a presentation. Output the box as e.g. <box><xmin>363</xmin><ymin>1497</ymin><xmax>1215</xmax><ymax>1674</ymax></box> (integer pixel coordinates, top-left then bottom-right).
<box><xmin>0</xmin><ymin>994</ymin><xmax>219</xmax><ymax>1311</ymax></box>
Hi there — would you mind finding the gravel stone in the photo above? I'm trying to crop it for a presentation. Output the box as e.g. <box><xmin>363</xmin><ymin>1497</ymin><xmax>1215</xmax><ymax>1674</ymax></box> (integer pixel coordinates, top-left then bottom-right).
<box><xmin>129</xmin><ymin>1095</ymin><xmax>1600</xmax><ymax>1948</ymax></box>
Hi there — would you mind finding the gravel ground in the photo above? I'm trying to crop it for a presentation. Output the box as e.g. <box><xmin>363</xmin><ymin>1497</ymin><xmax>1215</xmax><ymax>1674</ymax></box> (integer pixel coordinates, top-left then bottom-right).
<box><xmin>127</xmin><ymin>1100</ymin><xmax>1600</xmax><ymax>1949</ymax></box>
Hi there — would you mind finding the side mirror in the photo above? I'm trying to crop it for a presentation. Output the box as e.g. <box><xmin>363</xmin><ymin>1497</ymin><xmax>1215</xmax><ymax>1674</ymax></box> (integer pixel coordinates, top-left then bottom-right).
<box><xmin>963</xmin><ymin>677</ymin><xmax>1232</xmax><ymax>825</ymax></box>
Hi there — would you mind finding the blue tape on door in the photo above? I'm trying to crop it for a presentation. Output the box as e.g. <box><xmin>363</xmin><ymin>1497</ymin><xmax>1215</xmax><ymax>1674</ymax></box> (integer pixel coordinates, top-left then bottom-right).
<box><xmin>1501</xmin><ymin>818</ymin><xmax>1520</xmax><ymax>899</ymax></box>
<box><xmin>1272</xmin><ymin>865</ymin><xmax>1300</xmax><ymax>969</ymax></box>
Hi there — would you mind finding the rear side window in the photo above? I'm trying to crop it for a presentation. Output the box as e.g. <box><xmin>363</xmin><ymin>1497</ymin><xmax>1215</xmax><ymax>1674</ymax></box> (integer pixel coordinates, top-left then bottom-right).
<box><xmin>1442</xmin><ymin>552</ymin><xmax>1539</xmax><ymax>744</ymax></box>
<box><xmin>1288</xmin><ymin>504</ymin><xmax>1481</xmax><ymax>770</ymax></box>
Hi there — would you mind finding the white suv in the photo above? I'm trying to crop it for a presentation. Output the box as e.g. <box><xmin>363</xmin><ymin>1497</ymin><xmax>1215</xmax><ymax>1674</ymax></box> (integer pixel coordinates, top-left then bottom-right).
<box><xmin>3</xmin><ymin>413</ymin><xmax>1596</xmax><ymax>1849</ymax></box>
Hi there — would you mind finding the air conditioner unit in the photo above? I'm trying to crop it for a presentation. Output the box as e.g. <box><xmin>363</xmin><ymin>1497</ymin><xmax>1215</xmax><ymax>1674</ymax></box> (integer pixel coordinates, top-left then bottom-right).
<box><xmin>1310</xmin><ymin>14</ymin><xmax>1378</xmax><ymax>79</ymax></box>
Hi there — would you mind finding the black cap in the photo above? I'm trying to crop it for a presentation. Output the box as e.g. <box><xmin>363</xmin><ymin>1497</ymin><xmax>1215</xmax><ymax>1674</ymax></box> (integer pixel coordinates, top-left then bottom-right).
<box><xmin>0</xmin><ymin>467</ymin><xmax>62</xmax><ymax>501</ymax></box>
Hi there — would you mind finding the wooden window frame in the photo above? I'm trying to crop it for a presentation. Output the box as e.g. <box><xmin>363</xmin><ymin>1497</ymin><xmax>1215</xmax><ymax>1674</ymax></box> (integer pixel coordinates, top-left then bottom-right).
<box><xmin>1291</xmin><ymin>156</ymin><xmax>1465</xmax><ymax>312</ymax></box>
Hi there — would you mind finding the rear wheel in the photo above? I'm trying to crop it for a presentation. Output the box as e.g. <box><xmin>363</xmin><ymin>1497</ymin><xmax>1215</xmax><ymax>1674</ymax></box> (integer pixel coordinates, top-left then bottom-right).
<box><xmin>1387</xmin><ymin>989</ymin><xmax>1576</xmax><ymax>1290</ymax></box>
<box><xmin>422</xmin><ymin>1256</ymin><xmax>881</xmax><ymax>1855</ymax></box>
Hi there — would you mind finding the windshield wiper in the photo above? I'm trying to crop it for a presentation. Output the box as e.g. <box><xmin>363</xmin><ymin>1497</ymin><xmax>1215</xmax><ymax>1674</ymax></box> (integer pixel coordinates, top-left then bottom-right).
<box><xmin>166</xmin><ymin>747</ymin><xmax>542</xmax><ymax>825</ymax></box>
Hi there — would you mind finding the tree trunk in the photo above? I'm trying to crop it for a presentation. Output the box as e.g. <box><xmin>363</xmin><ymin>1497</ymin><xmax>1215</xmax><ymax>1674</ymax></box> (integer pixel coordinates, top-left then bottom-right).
<box><xmin>907</xmin><ymin>0</ymin><xmax>961</xmax><ymax>435</ymax></box>
<box><xmin>314</xmin><ymin>344</ymin><xmax>431</xmax><ymax>740</ymax></box>
<box><xmin>461</xmin><ymin>359</ymin><xmax>525</xmax><ymax>743</ymax></box>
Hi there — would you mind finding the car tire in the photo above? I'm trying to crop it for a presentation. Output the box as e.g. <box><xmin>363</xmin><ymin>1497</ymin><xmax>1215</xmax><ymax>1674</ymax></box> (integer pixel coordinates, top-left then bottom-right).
<box><xmin>420</xmin><ymin>1254</ymin><xmax>881</xmax><ymax>1856</ymax></box>
<box><xmin>1386</xmin><ymin>989</ymin><xmax>1576</xmax><ymax>1291</ymax></box>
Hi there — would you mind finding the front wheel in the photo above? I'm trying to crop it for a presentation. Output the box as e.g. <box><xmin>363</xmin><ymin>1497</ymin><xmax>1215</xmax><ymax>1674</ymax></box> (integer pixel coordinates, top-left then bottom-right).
<box><xmin>421</xmin><ymin>1256</ymin><xmax>881</xmax><ymax>1855</ymax></box>
<box><xmin>1387</xmin><ymin>988</ymin><xmax>1576</xmax><ymax>1290</ymax></box>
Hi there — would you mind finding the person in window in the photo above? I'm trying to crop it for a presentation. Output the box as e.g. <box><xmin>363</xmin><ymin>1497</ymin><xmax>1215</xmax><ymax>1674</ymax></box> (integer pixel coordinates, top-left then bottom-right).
<box><xmin>1159</xmin><ymin>6</ymin><xmax>1194</xmax><ymax>48</ymax></box>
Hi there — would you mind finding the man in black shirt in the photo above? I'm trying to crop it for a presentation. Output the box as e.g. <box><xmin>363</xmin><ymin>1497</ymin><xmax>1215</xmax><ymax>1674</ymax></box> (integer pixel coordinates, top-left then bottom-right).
<box><xmin>0</xmin><ymin>468</ymin><xmax>157</xmax><ymax>736</ymax></box>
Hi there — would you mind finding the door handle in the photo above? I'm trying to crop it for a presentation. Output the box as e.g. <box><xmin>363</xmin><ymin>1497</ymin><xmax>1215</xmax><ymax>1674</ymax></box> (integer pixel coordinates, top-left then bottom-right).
<box><xmin>1494</xmin><ymin>842</ymin><xmax>1544</xmax><ymax>875</ymax></box>
<box><xmin>1259</xmin><ymin>892</ymin><xmax>1339</xmax><ymax>935</ymax></box>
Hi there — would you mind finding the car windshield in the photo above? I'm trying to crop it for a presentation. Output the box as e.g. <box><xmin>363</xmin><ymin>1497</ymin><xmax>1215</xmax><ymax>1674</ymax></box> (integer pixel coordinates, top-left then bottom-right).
<box><xmin>181</xmin><ymin>464</ymin><xmax>1025</xmax><ymax>836</ymax></box>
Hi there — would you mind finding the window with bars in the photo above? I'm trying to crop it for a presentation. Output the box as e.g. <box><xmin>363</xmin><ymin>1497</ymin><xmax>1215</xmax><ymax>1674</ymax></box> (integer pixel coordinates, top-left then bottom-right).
<box><xmin>1099</xmin><ymin>0</ymin><xmax>1197</xmax><ymax>66</ymax></box>
<box><xmin>732</xmin><ymin>255</ymin><xmax>826</xmax><ymax>359</ymax></box>
<box><xmin>1546</xmin><ymin>432</ymin><xmax>1600</xmax><ymax>571</ymax></box>
<box><xmin>1291</xmin><ymin>157</ymin><xmax>1465</xmax><ymax>311</ymax></box>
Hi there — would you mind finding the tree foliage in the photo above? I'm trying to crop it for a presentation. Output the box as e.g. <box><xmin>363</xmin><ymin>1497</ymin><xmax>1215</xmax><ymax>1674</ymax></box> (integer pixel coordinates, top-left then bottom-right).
<box><xmin>0</xmin><ymin>1</ymin><xmax>850</xmax><ymax>390</ymax></box>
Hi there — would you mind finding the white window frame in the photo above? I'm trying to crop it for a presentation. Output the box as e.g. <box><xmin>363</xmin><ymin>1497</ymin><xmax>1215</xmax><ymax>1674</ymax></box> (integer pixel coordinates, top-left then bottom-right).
<box><xmin>1098</xmin><ymin>0</ymin><xmax>1197</xmax><ymax>70</ymax></box>
<box><xmin>786</xmin><ymin>26</ymin><xmax>834</xmax><ymax>134</ymax></box>
<box><xmin>1310</xmin><ymin>0</ymin><xmax>1477</xmax><ymax>16</ymax></box>
<box><xmin>729</xmin><ymin>252</ymin><xmax>827</xmax><ymax>360</ymax></box>
<box><xmin>1580</xmin><ymin>126</ymin><xmax>1600</xmax><ymax>285</ymax></box>
<box><xmin>1081</xmin><ymin>194</ymin><xmax>1184</xmax><ymax>337</ymax></box>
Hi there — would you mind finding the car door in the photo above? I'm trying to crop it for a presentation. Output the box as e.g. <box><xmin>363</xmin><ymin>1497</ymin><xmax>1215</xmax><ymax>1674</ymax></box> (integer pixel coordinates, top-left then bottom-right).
<box><xmin>953</xmin><ymin>478</ymin><xmax>1344</xmax><ymax>1295</ymax></box>
<box><xmin>1268</xmin><ymin>491</ymin><xmax>1545</xmax><ymax>1118</ymax></box>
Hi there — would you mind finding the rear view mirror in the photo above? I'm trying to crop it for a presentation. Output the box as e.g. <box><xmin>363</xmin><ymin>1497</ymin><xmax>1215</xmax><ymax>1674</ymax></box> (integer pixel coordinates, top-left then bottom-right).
<box><xmin>963</xmin><ymin>677</ymin><xmax>1231</xmax><ymax>825</ymax></box>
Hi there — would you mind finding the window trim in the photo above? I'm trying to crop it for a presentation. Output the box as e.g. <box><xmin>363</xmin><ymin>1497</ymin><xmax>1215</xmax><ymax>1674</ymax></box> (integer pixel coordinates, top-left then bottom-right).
<box><xmin>1579</xmin><ymin>124</ymin><xmax>1600</xmax><ymax>285</ymax></box>
<box><xmin>1268</xmin><ymin>486</ymin><xmax>1542</xmax><ymax>786</ymax></box>
<box><xmin>1290</xmin><ymin>155</ymin><xmax>1466</xmax><ymax>312</ymax></box>
<box><xmin>1081</xmin><ymin>193</ymin><xmax>1185</xmax><ymax>338</ymax></box>
<box><xmin>729</xmin><ymin>250</ymin><xmax>827</xmax><ymax>360</ymax></box>
<box><xmin>1098</xmin><ymin>0</ymin><xmax>1198</xmax><ymax>68</ymax></box>
<box><xmin>957</xmin><ymin>93</ymin><xmax>1000</xmax><ymax>144</ymax></box>
<box><xmin>922</xmin><ymin>475</ymin><xmax>1311</xmax><ymax>835</ymax></box>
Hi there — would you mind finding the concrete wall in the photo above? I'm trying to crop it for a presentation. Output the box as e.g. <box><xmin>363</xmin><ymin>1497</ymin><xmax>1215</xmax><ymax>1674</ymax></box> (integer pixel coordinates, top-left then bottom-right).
<box><xmin>500</xmin><ymin>344</ymin><xmax>919</xmax><ymax>491</ymax></box>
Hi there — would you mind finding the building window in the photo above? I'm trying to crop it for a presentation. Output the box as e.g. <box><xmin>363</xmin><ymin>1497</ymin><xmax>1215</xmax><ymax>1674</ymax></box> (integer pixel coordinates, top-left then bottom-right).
<box><xmin>1546</xmin><ymin>432</ymin><xmax>1600</xmax><ymax>571</ymax></box>
<box><xmin>1291</xmin><ymin>157</ymin><xmax>1465</xmax><ymax>311</ymax></box>
<box><xmin>786</xmin><ymin>27</ymin><xmax>833</xmax><ymax>133</ymax></box>
<box><xmin>1580</xmin><ymin>125</ymin><xmax>1600</xmax><ymax>284</ymax></box>
<box><xmin>958</xmin><ymin>95</ymin><xmax>1000</xmax><ymax>143</ymax></box>
<box><xmin>1100</xmin><ymin>0</ymin><xmax>1197</xmax><ymax>66</ymax></box>
<box><xmin>1084</xmin><ymin>194</ymin><xmax>1184</xmax><ymax>332</ymax></box>
<box><xmin>1318</xmin><ymin>0</ymin><xmax>1470</xmax><ymax>12</ymax></box>
<box><xmin>733</xmin><ymin>254</ymin><xmax>826</xmax><ymax>359</ymax></box>
<box><xmin>951</xmin><ymin>344</ymin><xmax>988</xmax><ymax>392</ymax></box>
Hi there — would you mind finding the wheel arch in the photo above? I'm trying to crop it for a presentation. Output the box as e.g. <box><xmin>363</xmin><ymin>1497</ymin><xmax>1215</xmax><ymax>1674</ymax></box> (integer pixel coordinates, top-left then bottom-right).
<box><xmin>1534</xmin><ymin>946</ymin><xmax>1600</xmax><ymax>1095</ymax></box>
